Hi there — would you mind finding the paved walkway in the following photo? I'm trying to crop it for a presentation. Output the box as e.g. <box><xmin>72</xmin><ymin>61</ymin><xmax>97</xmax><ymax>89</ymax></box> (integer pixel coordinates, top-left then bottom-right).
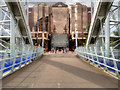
<box><xmin>2</xmin><ymin>54</ymin><xmax>118</xmax><ymax>88</ymax></box>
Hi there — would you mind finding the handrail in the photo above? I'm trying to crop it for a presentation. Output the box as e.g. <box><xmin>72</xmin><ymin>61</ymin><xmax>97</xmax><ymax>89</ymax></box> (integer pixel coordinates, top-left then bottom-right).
<box><xmin>75</xmin><ymin>47</ymin><xmax>120</xmax><ymax>79</ymax></box>
<box><xmin>0</xmin><ymin>49</ymin><xmax>44</xmax><ymax>78</ymax></box>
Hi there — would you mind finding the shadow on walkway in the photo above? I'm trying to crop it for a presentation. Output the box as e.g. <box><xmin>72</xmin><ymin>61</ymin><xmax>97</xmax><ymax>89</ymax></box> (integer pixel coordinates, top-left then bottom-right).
<box><xmin>44</xmin><ymin>57</ymin><xmax>118</xmax><ymax>88</ymax></box>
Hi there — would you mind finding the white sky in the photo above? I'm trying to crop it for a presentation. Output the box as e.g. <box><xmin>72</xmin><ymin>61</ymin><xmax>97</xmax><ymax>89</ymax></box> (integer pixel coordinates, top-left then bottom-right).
<box><xmin>28</xmin><ymin>0</ymin><xmax>120</xmax><ymax>7</ymax></box>
<box><xmin>28</xmin><ymin>0</ymin><xmax>92</xmax><ymax>7</ymax></box>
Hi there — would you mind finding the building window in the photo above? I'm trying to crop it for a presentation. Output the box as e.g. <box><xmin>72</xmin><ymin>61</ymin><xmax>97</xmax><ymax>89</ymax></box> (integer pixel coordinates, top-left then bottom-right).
<box><xmin>31</xmin><ymin>33</ymin><xmax>35</xmax><ymax>38</ymax></box>
<box><xmin>39</xmin><ymin>22</ymin><xmax>42</xmax><ymax>31</ymax></box>
<box><xmin>35</xmin><ymin>25</ymin><xmax>37</xmax><ymax>32</ymax></box>
<box><xmin>38</xmin><ymin>33</ymin><xmax>42</xmax><ymax>37</ymax></box>
<box><xmin>73</xmin><ymin>34</ymin><xmax>75</xmax><ymax>37</ymax></box>
<box><xmin>58</xmin><ymin>4</ymin><xmax>62</xmax><ymax>7</ymax></box>
<box><xmin>35</xmin><ymin>33</ymin><xmax>37</xmax><ymax>37</ymax></box>
<box><xmin>46</xmin><ymin>23</ymin><xmax>48</xmax><ymax>31</ymax></box>
<box><xmin>44</xmin><ymin>33</ymin><xmax>47</xmax><ymax>37</ymax></box>
<box><xmin>83</xmin><ymin>28</ymin><xmax>86</xmax><ymax>31</ymax></box>
<box><xmin>78</xmin><ymin>33</ymin><xmax>82</xmax><ymax>37</ymax></box>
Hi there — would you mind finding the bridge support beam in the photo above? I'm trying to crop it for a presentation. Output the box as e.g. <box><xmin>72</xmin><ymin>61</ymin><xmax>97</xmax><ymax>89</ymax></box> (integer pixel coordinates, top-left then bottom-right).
<box><xmin>118</xmin><ymin>1</ymin><xmax>120</xmax><ymax>36</ymax></box>
<box><xmin>10</xmin><ymin>17</ymin><xmax>16</xmax><ymax>56</ymax></box>
<box><xmin>105</xmin><ymin>13</ymin><xmax>110</xmax><ymax>57</ymax></box>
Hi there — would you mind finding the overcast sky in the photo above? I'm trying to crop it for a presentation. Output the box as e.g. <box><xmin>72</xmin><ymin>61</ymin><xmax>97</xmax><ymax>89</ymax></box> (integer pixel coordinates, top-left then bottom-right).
<box><xmin>28</xmin><ymin>0</ymin><xmax>120</xmax><ymax>7</ymax></box>
<box><xmin>28</xmin><ymin>0</ymin><xmax>93</xmax><ymax>7</ymax></box>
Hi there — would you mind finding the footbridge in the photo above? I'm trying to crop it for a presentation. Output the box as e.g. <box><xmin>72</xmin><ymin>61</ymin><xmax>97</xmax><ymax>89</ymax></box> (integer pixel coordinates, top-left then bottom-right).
<box><xmin>76</xmin><ymin>0</ymin><xmax>120</xmax><ymax>79</ymax></box>
<box><xmin>0</xmin><ymin>0</ymin><xmax>120</xmax><ymax>88</ymax></box>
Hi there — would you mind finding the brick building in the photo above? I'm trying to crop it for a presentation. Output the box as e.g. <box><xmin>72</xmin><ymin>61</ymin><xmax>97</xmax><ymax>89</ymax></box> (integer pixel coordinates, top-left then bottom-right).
<box><xmin>29</xmin><ymin>2</ymin><xmax>91</xmax><ymax>51</ymax></box>
<box><xmin>29</xmin><ymin>8</ymin><xmax>33</xmax><ymax>32</ymax></box>
<box><xmin>52</xmin><ymin>2</ymin><xmax>69</xmax><ymax>34</ymax></box>
<box><xmin>29</xmin><ymin>3</ymin><xmax>53</xmax><ymax>50</ymax></box>
<box><xmin>69</xmin><ymin>3</ymin><xmax>91</xmax><ymax>46</ymax></box>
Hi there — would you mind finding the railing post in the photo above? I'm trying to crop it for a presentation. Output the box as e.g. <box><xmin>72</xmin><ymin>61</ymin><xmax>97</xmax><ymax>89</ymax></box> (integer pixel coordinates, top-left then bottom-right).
<box><xmin>94</xmin><ymin>47</ymin><xmax>99</xmax><ymax>67</ymax></box>
<box><xmin>110</xmin><ymin>48</ymin><xmax>119</xmax><ymax>77</ymax></box>
<box><xmin>90</xmin><ymin>47</ymin><xmax>94</xmax><ymax>64</ymax></box>
<box><xmin>101</xmin><ymin>47</ymin><xmax>107</xmax><ymax>71</ymax></box>
<box><xmin>87</xmin><ymin>47</ymin><xmax>90</xmax><ymax>62</ymax></box>
<box><xmin>25</xmin><ymin>54</ymin><xmax>28</xmax><ymax>65</ymax></box>
<box><xmin>94</xmin><ymin>47</ymin><xmax>100</xmax><ymax>67</ymax></box>
<box><xmin>19</xmin><ymin>56</ymin><xmax>22</xmax><ymax>69</ymax></box>
<box><xmin>85</xmin><ymin>47</ymin><xmax>87</xmax><ymax>60</ymax></box>
<box><xmin>1</xmin><ymin>61</ymin><xmax>4</xmax><ymax>78</ymax></box>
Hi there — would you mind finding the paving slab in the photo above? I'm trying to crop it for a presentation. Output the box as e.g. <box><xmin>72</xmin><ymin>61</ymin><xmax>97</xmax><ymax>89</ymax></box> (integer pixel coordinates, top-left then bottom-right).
<box><xmin>2</xmin><ymin>53</ymin><xmax>118</xmax><ymax>88</ymax></box>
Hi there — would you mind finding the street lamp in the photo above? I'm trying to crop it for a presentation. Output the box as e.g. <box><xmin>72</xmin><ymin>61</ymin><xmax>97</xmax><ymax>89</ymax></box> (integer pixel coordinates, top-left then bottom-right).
<box><xmin>42</xmin><ymin>31</ymin><xmax>44</xmax><ymax>48</ymax></box>
<box><xmin>42</xmin><ymin>6</ymin><xmax>45</xmax><ymax>48</ymax></box>
<box><xmin>75</xmin><ymin>31</ymin><xmax>78</xmax><ymax>48</ymax></box>
<box><xmin>75</xmin><ymin>5</ymin><xmax>78</xmax><ymax>48</ymax></box>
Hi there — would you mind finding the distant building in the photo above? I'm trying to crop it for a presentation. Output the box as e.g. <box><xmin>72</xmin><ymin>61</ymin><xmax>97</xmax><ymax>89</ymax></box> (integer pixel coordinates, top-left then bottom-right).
<box><xmin>29</xmin><ymin>3</ymin><xmax>53</xmax><ymax>50</ymax></box>
<box><xmin>52</xmin><ymin>2</ymin><xmax>69</xmax><ymax>34</ymax></box>
<box><xmin>29</xmin><ymin>8</ymin><xmax>33</xmax><ymax>32</ymax></box>
<box><xmin>51</xmin><ymin>2</ymin><xmax>69</xmax><ymax>52</ymax></box>
<box><xmin>69</xmin><ymin>3</ymin><xmax>91</xmax><ymax>46</ymax></box>
<box><xmin>29</xmin><ymin>2</ymin><xmax>91</xmax><ymax>51</ymax></box>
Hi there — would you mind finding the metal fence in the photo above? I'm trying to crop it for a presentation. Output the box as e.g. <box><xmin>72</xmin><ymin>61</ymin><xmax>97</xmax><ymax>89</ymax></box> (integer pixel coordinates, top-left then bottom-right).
<box><xmin>75</xmin><ymin>47</ymin><xmax>120</xmax><ymax>79</ymax></box>
<box><xmin>0</xmin><ymin>47</ymin><xmax>44</xmax><ymax>79</ymax></box>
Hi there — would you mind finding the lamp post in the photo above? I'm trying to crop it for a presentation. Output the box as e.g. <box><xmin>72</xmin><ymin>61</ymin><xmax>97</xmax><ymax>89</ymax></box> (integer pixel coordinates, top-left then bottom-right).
<box><xmin>42</xmin><ymin>6</ymin><xmax>45</xmax><ymax>48</ymax></box>
<box><xmin>42</xmin><ymin>31</ymin><xmax>44</xmax><ymax>48</ymax></box>
<box><xmin>75</xmin><ymin>31</ymin><xmax>78</xmax><ymax>48</ymax></box>
<box><xmin>75</xmin><ymin>5</ymin><xmax>78</xmax><ymax>48</ymax></box>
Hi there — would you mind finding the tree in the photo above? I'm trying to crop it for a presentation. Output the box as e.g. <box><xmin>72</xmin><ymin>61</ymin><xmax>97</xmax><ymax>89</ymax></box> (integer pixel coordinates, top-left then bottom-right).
<box><xmin>87</xmin><ymin>24</ymin><xmax>90</xmax><ymax>33</ymax></box>
<box><xmin>110</xmin><ymin>31</ymin><xmax>119</xmax><ymax>42</ymax></box>
<box><xmin>113</xmin><ymin>31</ymin><xmax>119</xmax><ymax>36</ymax></box>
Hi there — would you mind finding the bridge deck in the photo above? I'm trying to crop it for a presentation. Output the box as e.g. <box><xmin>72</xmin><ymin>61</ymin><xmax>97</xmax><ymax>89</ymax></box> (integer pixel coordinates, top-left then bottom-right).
<box><xmin>2</xmin><ymin>53</ymin><xmax>118</xmax><ymax>88</ymax></box>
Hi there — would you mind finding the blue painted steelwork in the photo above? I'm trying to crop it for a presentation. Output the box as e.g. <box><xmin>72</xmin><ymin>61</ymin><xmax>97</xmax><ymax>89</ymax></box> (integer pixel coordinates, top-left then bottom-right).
<box><xmin>76</xmin><ymin>47</ymin><xmax>120</xmax><ymax>78</ymax></box>
<box><xmin>0</xmin><ymin>49</ymin><xmax>44</xmax><ymax>78</ymax></box>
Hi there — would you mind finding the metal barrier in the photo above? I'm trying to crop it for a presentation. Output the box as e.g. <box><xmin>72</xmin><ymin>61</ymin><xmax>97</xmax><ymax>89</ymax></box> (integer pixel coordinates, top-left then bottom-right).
<box><xmin>0</xmin><ymin>48</ymin><xmax>44</xmax><ymax>78</ymax></box>
<box><xmin>75</xmin><ymin>47</ymin><xmax>120</xmax><ymax>79</ymax></box>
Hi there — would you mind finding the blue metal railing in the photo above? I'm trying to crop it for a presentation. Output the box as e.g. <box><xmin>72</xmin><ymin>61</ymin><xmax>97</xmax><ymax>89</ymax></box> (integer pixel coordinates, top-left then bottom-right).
<box><xmin>0</xmin><ymin>49</ymin><xmax>43</xmax><ymax>78</ymax></box>
<box><xmin>76</xmin><ymin>47</ymin><xmax>120</xmax><ymax>79</ymax></box>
